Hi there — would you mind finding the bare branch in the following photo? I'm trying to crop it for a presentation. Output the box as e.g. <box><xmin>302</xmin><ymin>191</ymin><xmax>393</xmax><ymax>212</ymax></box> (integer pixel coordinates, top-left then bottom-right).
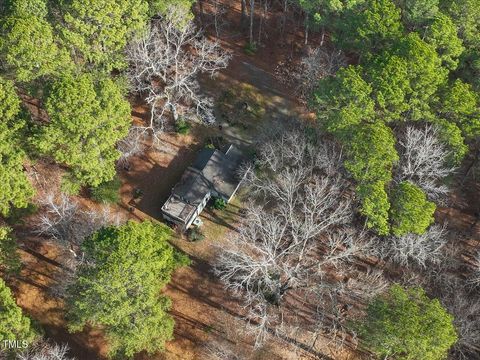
<box><xmin>294</xmin><ymin>48</ymin><xmax>346</xmax><ymax>102</ymax></box>
<box><xmin>467</xmin><ymin>249</ymin><xmax>480</xmax><ymax>290</ymax></box>
<box><xmin>397</xmin><ymin>125</ymin><xmax>456</xmax><ymax>204</ymax></box>
<box><xmin>117</xmin><ymin>127</ymin><xmax>147</xmax><ymax>167</ymax></box>
<box><xmin>17</xmin><ymin>339</ymin><xmax>75</xmax><ymax>360</ymax></box>
<box><xmin>126</xmin><ymin>5</ymin><xmax>231</xmax><ymax>145</ymax></box>
<box><xmin>214</xmin><ymin>126</ymin><xmax>369</xmax><ymax>348</ymax></box>
<box><xmin>376</xmin><ymin>224</ymin><xmax>449</xmax><ymax>269</ymax></box>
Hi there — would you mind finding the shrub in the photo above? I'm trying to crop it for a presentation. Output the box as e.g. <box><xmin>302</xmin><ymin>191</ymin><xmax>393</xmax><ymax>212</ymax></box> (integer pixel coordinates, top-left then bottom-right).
<box><xmin>211</xmin><ymin>197</ymin><xmax>226</xmax><ymax>210</ymax></box>
<box><xmin>175</xmin><ymin>119</ymin><xmax>191</xmax><ymax>135</ymax></box>
<box><xmin>187</xmin><ymin>227</ymin><xmax>205</xmax><ymax>242</ymax></box>
<box><xmin>90</xmin><ymin>176</ymin><xmax>122</xmax><ymax>204</ymax></box>
<box><xmin>244</xmin><ymin>42</ymin><xmax>257</xmax><ymax>55</ymax></box>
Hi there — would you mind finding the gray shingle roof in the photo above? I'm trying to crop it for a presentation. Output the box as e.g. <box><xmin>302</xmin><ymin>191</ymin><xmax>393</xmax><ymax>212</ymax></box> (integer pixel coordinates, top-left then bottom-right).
<box><xmin>172</xmin><ymin>168</ymin><xmax>211</xmax><ymax>205</ymax></box>
<box><xmin>162</xmin><ymin>144</ymin><xmax>244</xmax><ymax>224</ymax></box>
<box><xmin>201</xmin><ymin>146</ymin><xmax>242</xmax><ymax>199</ymax></box>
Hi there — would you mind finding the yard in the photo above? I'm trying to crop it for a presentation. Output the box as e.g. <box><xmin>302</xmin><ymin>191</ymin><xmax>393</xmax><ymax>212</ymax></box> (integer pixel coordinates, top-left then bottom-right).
<box><xmin>7</xmin><ymin>35</ymin><xmax>325</xmax><ymax>359</ymax></box>
<box><xmin>5</xmin><ymin>0</ymin><xmax>480</xmax><ymax>358</ymax></box>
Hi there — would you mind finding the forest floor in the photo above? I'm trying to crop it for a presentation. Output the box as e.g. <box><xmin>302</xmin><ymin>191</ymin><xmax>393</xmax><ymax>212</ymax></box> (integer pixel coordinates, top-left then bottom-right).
<box><xmin>5</xmin><ymin>0</ymin><xmax>480</xmax><ymax>359</ymax></box>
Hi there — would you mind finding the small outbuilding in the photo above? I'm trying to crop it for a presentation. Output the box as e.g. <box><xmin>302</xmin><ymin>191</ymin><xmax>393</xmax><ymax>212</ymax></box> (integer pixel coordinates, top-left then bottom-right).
<box><xmin>161</xmin><ymin>144</ymin><xmax>244</xmax><ymax>231</ymax></box>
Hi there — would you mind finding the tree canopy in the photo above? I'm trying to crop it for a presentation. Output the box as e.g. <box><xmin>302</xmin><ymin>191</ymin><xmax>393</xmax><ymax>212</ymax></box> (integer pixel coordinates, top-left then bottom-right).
<box><xmin>0</xmin><ymin>279</ymin><xmax>37</xmax><ymax>347</ymax></box>
<box><xmin>393</xmin><ymin>33</ymin><xmax>447</xmax><ymax>121</ymax></box>
<box><xmin>364</xmin><ymin>53</ymin><xmax>410</xmax><ymax>121</ymax></box>
<box><xmin>439</xmin><ymin>79</ymin><xmax>480</xmax><ymax>139</ymax></box>
<box><xmin>334</xmin><ymin>0</ymin><xmax>403</xmax><ymax>55</ymax></box>
<box><xmin>0</xmin><ymin>227</ymin><xmax>21</xmax><ymax>276</ymax></box>
<box><xmin>390</xmin><ymin>181</ymin><xmax>436</xmax><ymax>236</ymax></box>
<box><xmin>148</xmin><ymin>0</ymin><xmax>195</xmax><ymax>18</ymax></box>
<box><xmin>0</xmin><ymin>77</ymin><xmax>34</xmax><ymax>216</ymax></box>
<box><xmin>0</xmin><ymin>0</ymin><xmax>71</xmax><ymax>82</ymax></box>
<box><xmin>356</xmin><ymin>181</ymin><xmax>390</xmax><ymax>235</ymax></box>
<box><xmin>424</xmin><ymin>12</ymin><xmax>464</xmax><ymax>70</ymax></box>
<box><xmin>66</xmin><ymin>221</ymin><xmax>189</xmax><ymax>358</ymax></box>
<box><xmin>311</xmin><ymin>0</ymin><xmax>478</xmax><ymax>235</ymax></box>
<box><xmin>401</xmin><ymin>0</ymin><xmax>439</xmax><ymax>28</ymax></box>
<box><xmin>35</xmin><ymin>73</ymin><xmax>131</xmax><ymax>187</ymax></box>
<box><xmin>356</xmin><ymin>284</ymin><xmax>457</xmax><ymax>359</ymax></box>
<box><xmin>344</xmin><ymin>122</ymin><xmax>398</xmax><ymax>183</ymax></box>
<box><xmin>313</xmin><ymin>65</ymin><xmax>374</xmax><ymax>134</ymax></box>
<box><xmin>61</xmin><ymin>0</ymin><xmax>149</xmax><ymax>71</ymax></box>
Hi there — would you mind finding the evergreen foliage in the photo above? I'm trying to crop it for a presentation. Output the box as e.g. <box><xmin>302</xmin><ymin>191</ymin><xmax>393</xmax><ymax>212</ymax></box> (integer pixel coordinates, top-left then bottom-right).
<box><xmin>0</xmin><ymin>227</ymin><xmax>21</xmax><ymax>276</ymax></box>
<box><xmin>357</xmin><ymin>182</ymin><xmax>390</xmax><ymax>235</ymax></box>
<box><xmin>61</xmin><ymin>0</ymin><xmax>149</xmax><ymax>71</ymax></box>
<box><xmin>35</xmin><ymin>73</ymin><xmax>131</xmax><ymax>187</ymax></box>
<box><xmin>0</xmin><ymin>0</ymin><xmax>72</xmax><ymax>82</ymax></box>
<box><xmin>66</xmin><ymin>221</ymin><xmax>189</xmax><ymax>358</ymax></box>
<box><xmin>90</xmin><ymin>177</ymin><xmax>122</xmax><ymax>204</ymax></box>
<box><xmin>0</xmin><ymin>77</ymin><xmax>34</xmax><ymax>216</ymax></box>
<box><xmin>0</xmin><ymin>279</ymin><xmax>37</xmax><ymax>349</ymax></box>
<box><xmin>314</xmin><ymin>65</ymin><xmax>374</xmax><ymax>134</ymax></box>
<box><xmin>356</xmin><ymin>284</ymin><xmax>457</xmax><ymax>359</ymax></box>
<box><xmin>334</xmin><ymin>0</ymin><xmax>403</xmax><ymax>55</ymax></box>
<box><xmin>312</xmin><ymin>0</ymin><xmax>479</xmax><ymax>235</ymax></box>
<box><xmin>390</xmin><ymin>181</ymin><xmax>436</xmax><ymax>236</ymax></box>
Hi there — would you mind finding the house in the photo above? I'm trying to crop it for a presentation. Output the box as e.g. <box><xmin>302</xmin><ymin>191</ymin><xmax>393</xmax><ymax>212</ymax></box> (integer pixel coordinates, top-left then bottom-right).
<box><xmin>161</xmin><ymin>144</ymin><xmax>244</xmax><ymax>231</ymax></box>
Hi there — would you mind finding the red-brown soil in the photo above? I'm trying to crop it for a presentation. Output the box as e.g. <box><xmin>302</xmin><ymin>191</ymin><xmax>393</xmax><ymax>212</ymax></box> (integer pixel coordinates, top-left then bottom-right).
<box><xmin>4</xmin><ymin>1</ymin><xmax>480</xmax><ymax>359</ymax></box>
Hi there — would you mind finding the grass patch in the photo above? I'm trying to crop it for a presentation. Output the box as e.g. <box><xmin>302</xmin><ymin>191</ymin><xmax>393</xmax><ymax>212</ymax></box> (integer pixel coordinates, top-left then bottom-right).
<box><xmin>216</xmin><ymin>83</ymin><xmax>268</xmax><ymax>127</ymax></box>
<box><xmin>90</xmin><ymin>176</ymin><xmax>122</xmax><ymax>204</ymax></box>
<box><xmin>201</xmin><ymin>191</ymin><xmax>246</xmax><ymax>241</ymax></box>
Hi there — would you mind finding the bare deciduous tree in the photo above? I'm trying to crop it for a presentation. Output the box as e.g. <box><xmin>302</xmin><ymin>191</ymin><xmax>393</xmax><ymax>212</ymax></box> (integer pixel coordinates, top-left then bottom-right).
<box><xmin>294</xmin><ymin>48</ymin><xmax>346</xmax><ymax>102</ymax></box>
<box><xmin>202</xmin><ymin>342</ymin><xmax>242</xmax><ymax>360</ymax></box>
<box><xmin>117</xmin><ymin>127</ymin><xmax>147</xmax><ymax>167</ymax></box>
<box><xmin>397</xmin><ymin>125</ymin><xmax>456</xmax><ymax>203</ymax></box>
<box><xmin>34</xmin><ymin>194</ymin><xmax>122</xmax><ymax>298</ymax></box>
<box><xmin>35</xmin><ymin>194</ymin><xmax>82</xmax><ymax>250</ymax></box>
<box><xmin>126</xmin><ymin>5</ymin><xmax>230</xmax><ymax>145</ymax></box>
<box><xmin>467</xmin><ymin>249</ymin><xmax>480</xmax><ymax>290</ymax></box>
<box><xmin>376</xmin><ymin>224</ymin><xmax>449</xmax><ymax>269</ymax></box>
<box><xmin>428</xmin><ymin>273</ymin><xmax>480</xmax><ymax>360</ymax></box>
<box><xmin>202</xmin><ymin>0</ymin><xmax>229</xmax><ymax>38</ymax></box>
<box><xmin>215</xmin><ymin>126</ymin><xmax>375</xmax><ymax>348</ymax></box>
<box><xmin>17</xmin><ymin>340</ymin><xmax>74</xmax><ymax>360</ymax></box>
<box><xmin>34</xmin><ymin>194</ymin><xmax>118</xmax><ymax>256</ymax></box>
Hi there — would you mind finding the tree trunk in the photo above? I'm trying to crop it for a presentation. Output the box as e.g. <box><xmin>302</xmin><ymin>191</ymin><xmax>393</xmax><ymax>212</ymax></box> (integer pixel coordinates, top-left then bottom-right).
<box><xmin>241</xmin><ymin>0</ymin><xmax>247</xmax><ymax>29</ymax></box>
<box><xmin>249</xmin><ymin>0</ymin><xmax>255</xmax><ymax>45</ymax></box>
<box><xmin>198</xmin><ymin>0</ymin><xmax>204</xmax><ymax>24</ymax></box>
<box><xmin>280</xmin><ymin>0</ymin><xmax>288</xmax><ymax>41</ymax></box>
<box><xmin>169</xmin><ymin>103</ymin><xmax>179</xmax><ymax>122</ymax></box>
<box><xmin>258</xmin><ymin>0</ymin><xmax>267</xmax><ymax>44</ymax></box>
<box><xmin>304</xmin><ymin>17</ymin><xmax>309</xmax><ymax>45</ymax></box>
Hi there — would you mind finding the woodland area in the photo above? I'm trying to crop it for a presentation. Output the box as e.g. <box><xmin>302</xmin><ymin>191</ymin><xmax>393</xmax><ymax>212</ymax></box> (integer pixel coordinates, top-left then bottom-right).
<box><xmin>0</xmin><ymin>0</ymin><xmax>479</xmax><ymax>359</ymax></box>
